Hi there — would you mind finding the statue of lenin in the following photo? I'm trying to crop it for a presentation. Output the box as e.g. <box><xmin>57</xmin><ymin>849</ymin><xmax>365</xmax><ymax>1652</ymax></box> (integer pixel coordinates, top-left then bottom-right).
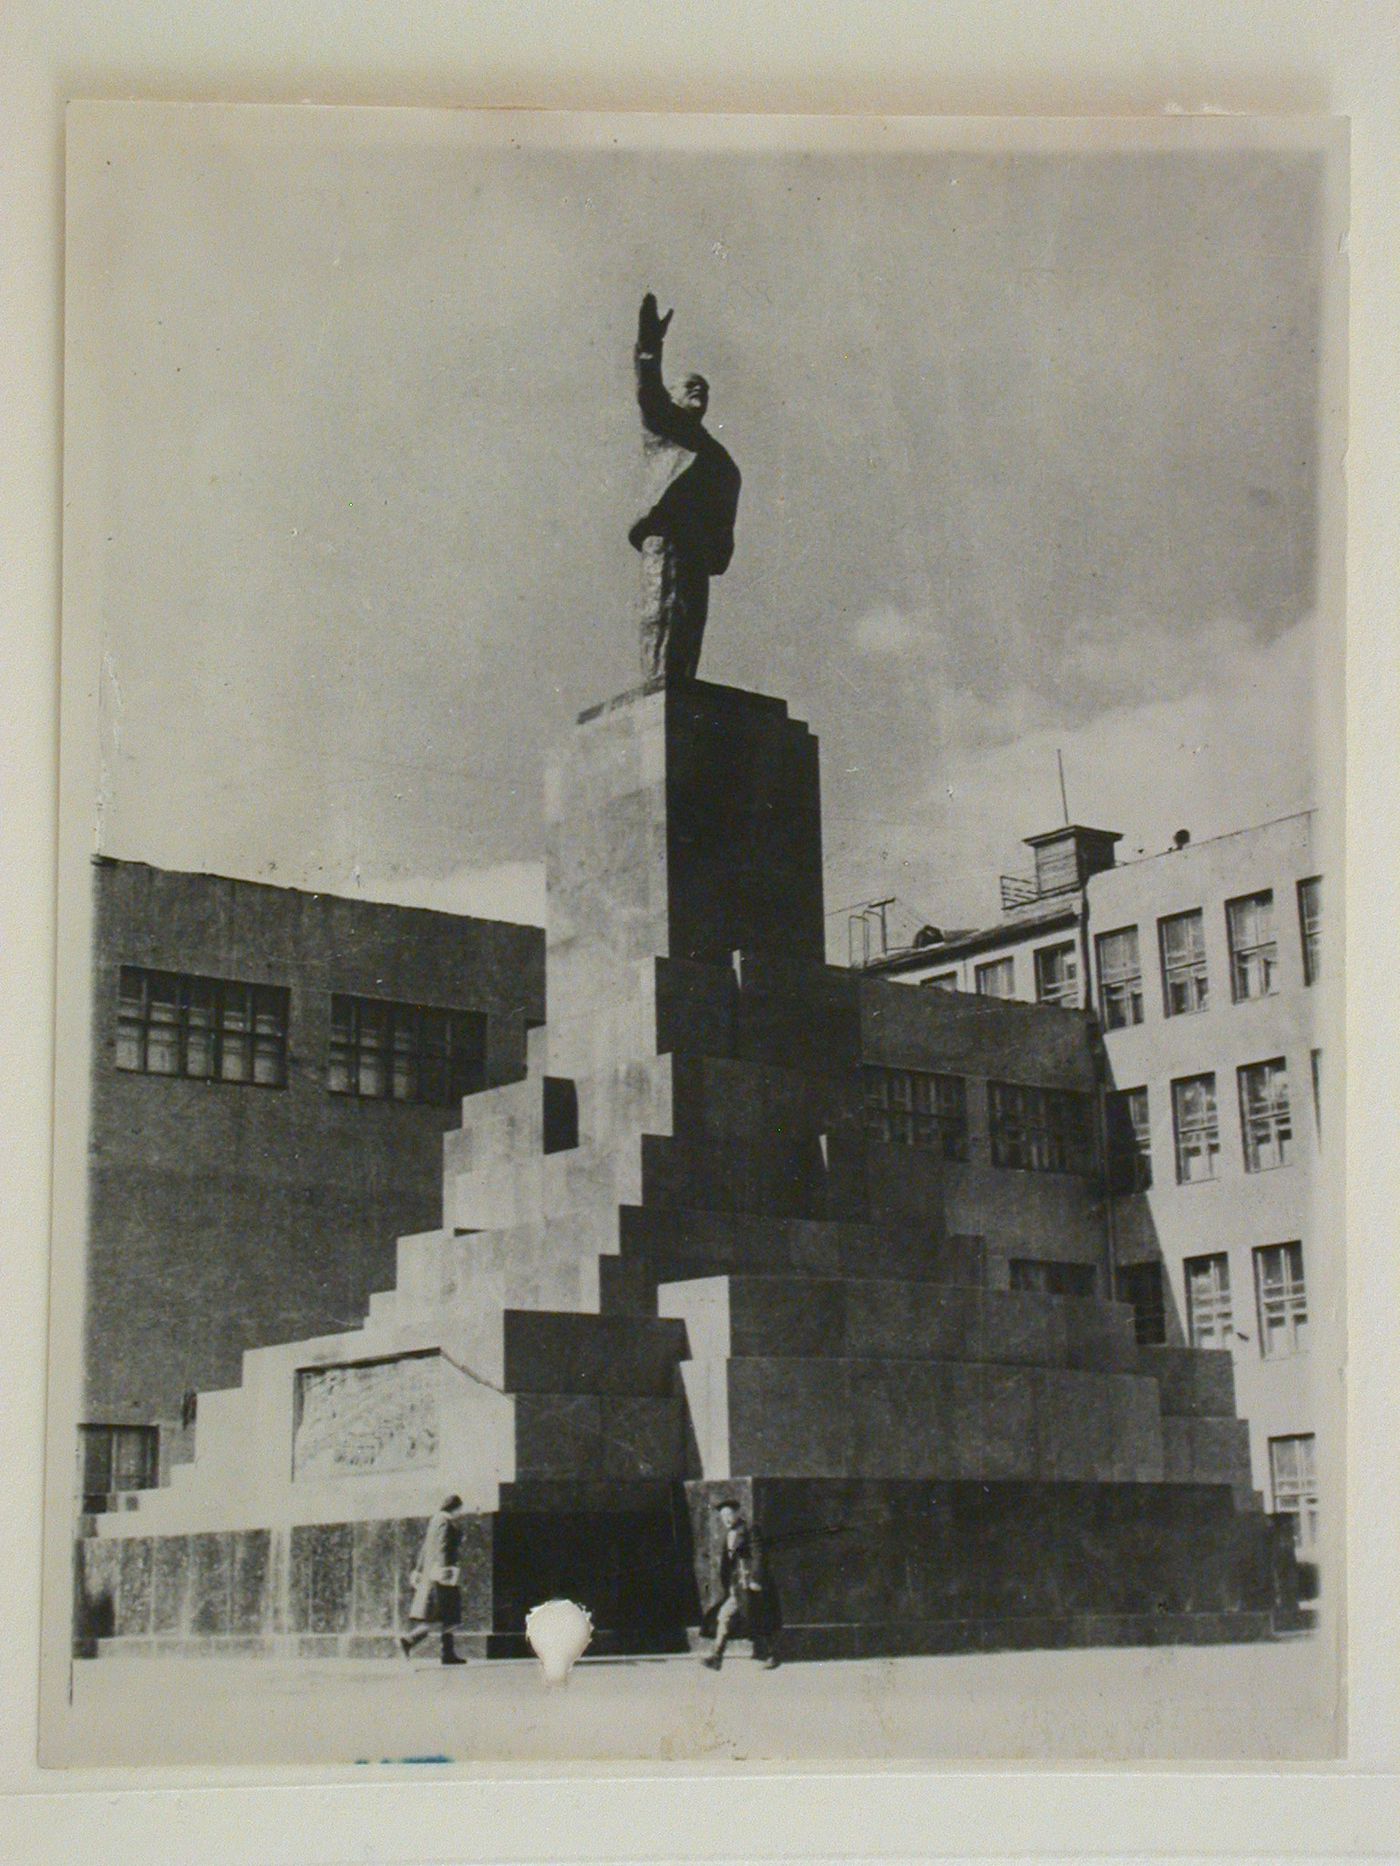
<box><xmin>628</xmin><ymin>293</ymin><xmax>742</xmax><ymax>681</ymax></box>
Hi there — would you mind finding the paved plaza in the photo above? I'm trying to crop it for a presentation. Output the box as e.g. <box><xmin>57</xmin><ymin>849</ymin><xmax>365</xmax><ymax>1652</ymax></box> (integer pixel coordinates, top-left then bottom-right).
<box><xmin>53</xmin><ymin>1637</ymin><xmax>1335</xmax><ymax>1769</ymax></box>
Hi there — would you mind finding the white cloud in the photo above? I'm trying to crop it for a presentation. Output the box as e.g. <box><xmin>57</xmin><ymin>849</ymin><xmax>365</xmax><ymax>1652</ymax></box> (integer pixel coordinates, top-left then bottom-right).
<box><xmin>826</xmin><ymin>616</ymin><xmax>1317</xmax><ymax>935</ymax></box>
<box><xmin>850</xmin><ymin>605</ymin><xmax>920</xmax><ymax>657</ymax></box>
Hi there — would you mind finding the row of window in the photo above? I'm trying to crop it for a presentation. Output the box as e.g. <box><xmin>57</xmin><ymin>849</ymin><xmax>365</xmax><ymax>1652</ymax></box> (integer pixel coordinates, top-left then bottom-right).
<box><xmin>115</xmin><ymin>966</ymin><xmax>487</xmax><ymax>1107</ymax></box>
<box><xmin>864</xmin><ymin>1068</ymin><xmax>1096</xmax><ymax>1176</ymax></box>
<box><xmin>1097</xmin><ymin>879</ymin><xmax>1320</xmax><ymax>1030</ymax></box>
<box><xmin>924</xmin><ymin>879</ymin><xmax>1321</xmax><ymax>1021</ymax></box>
<box><xmin>1097</xmin><ymin>1241</ymin><xmax>1307</xmax><ymax>1367</ymax></box>
<box><xmin>1185</xmin><ymin>1239</ymin><xmax>1309</xmax><ymax>1360</ymax></box>
<box><xmin>1106</xmin><ymin>1051</ymin><xmax>1319</xmax><ymax>1192</ymax></box>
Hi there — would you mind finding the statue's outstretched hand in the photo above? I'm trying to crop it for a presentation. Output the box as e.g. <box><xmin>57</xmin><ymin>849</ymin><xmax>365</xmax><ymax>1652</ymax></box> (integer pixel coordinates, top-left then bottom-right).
<box><xmin>638</xmin><ymin>292</ymin><xmax>673</xmax><ymax>350</ymax></box>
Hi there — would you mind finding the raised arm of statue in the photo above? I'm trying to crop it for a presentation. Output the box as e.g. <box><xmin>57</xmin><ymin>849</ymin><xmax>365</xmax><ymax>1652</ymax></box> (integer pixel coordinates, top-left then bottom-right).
<box><xmin>635</xmin><ymin>292</ymin><xmax>692</xmax><ymax>444</ymax></box>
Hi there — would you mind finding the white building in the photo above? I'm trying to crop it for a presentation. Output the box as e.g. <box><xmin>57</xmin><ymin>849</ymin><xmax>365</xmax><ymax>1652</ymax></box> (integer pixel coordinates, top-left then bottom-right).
<box><xmin>863</xmin><ymin>811</ymin><xmax>1322</xmax><ymax>1580</ymax></box>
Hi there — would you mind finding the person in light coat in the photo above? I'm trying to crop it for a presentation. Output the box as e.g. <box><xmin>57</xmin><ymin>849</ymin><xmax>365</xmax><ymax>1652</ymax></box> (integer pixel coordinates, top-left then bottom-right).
<box><xmin>399</xmin><ymin>1494</ymin><xmax>466</xmax><ymax>1665</ymax></box>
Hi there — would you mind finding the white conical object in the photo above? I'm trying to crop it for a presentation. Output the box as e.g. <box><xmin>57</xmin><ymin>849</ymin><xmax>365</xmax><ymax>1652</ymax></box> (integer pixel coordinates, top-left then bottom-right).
<box><xmin>524</xmin><ymin>1597</ymin><xmax>593</xmax><ymax>1686</ymax></box>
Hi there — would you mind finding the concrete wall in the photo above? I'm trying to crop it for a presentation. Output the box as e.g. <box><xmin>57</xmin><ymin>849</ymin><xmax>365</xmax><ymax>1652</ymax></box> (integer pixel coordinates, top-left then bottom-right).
<box><xmin>85</xmin><ymin>859</ymin><xmax>544</xmax><ymax>1441</ymax></box>
<box><xmin>1086</xmin><ymin>815</ymin><xmax>1320</xmax><ymax>1519</ymax></box>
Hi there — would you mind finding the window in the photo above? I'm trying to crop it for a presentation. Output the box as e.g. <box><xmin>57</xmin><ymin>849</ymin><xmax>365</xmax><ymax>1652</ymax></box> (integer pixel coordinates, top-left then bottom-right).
<box><xmin>1298</xmin><ymin>877</ymin><xmax>1321</xmax><ymax>985</ymax></box>
<box><xmin>1227</xmin><ymin>890</ymin><xmax>1278</xmax><ymax>1001</ymax></box>
<box><xmin>1185</xmin><ymin>1252</ymin><xmax>1234</xmax><ymax>1348</ymax></box>
<box><xmin>1254</xmin><ymin>1240</ymin><xmax>1308</xmax><ymax>1358</ymax></box>
<box><xmin>988</xmin><ymin>1080</ymin><xmax>1095</xmax><ymax>1175</ymax></box>
<box><xmin>78</xmin><ymin>1423</ymin><xmax>158</xmax><ymax>1498</ymax></box>
<box><xmin>328</xmin><ymin>996</ymin><xmax>487</xmax><ymax>1107</ymax></box>
<box><xmin>1171</xmin><ymin>1073</ymin><xmax>1219</xmax><ymax>1183</ymax></box>
<box><xmin>1159</xmin><ymin>909</ymin><xmax>1209</xmax><ymax>1015</ymax></box>
<box><xmin>1009</xmin><ymin>1258</ymin><xmax>1096</xmax><ymax>1297</ymax></box>
<box><xmin>1106</xmin><ymin>1086</ymin><xmax>1152</xmax><ymax>1192</ymax></box>
<box><xmin>1269</xmin><ymin>1435</ymin><xmax>1318</xmax><ymax>1554</ymax></box>
<box><xmin>1033</xmin><ymin>942</ymin><xmax>1079</xmax><ymax>1008</ymax></box>
<box><xmin>116</xmin><ymin>967</ymin><xmax>288</xmax><ymax>1086</ymax></box>
<box><xmin>1095</xmin><ymin>925</ymin><xmax>1143</xmax><ymax>1029</ymax></box>
<box><xmin>1114</xmin><ymin>1262</ymin><xmax>1166</xmax><ymax>1345</ymax></box>
<box><xmin>975</xmin><ymin>956</ymin><xmax>1015</xmax><ymax>999</ymax></box>
<box><xmin>1238</xmin><ymin>1057</ymin><xmax>1293</xmax><ymax>1172</ymax></box>
<box><xmin>864</xmin><ymin>1067</ymin><xmax>969</xmax><ymax>1160</ymax></box>
<box><xmin>922</xmin><ymin>971</ymin><xmax>958</xmax><ymax>992</ymax></box>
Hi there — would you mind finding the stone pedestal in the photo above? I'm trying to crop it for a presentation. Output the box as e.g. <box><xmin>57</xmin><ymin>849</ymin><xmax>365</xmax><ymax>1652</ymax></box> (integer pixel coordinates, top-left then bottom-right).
<box><xmin>76</xmin><ymin>676</ymin><xmax>1296</xmax><ymax>1661</ymax></box>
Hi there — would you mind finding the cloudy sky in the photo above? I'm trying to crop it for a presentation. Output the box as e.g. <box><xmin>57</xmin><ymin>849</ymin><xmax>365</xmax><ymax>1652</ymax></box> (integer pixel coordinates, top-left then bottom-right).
<box><xmin>72</xmin><ymin>110</ymin><xmax>1330</xmax><ymax>942</ymax></box>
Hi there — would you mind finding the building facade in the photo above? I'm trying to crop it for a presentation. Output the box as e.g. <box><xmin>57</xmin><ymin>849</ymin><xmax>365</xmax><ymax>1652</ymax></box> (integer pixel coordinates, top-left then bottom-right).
<box><xmin>862</xmin><ymin>812</ymin><xmax>1322</xmax><ymax>1575</ymax></box>
<box><xmin>82</xmin><ymin>857</ymin><xmax>544</xmax><ymax>1504</ymax></box>
<box><xmin>1087</xmin><ymin>814</ymin><xmax>1321</xmax><ymax>1578</ymax></box>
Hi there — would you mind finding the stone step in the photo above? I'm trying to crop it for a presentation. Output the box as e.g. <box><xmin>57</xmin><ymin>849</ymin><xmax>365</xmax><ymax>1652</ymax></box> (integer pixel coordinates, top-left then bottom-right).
<box><xmin>513</xmin><ymin>1391</ymin><xmax>687</xmax><ymax>1481</ymax></box>
<box><xmin>696</xmin><ymin>1355</ymin><xmax>1166</xmax><ymax>1484</ymax></box>
<box><xmin>616</xmin><ymin>1205</ymin><xmax>986</xmax><ymax>1287</ymax></box>
<box><xmin>659</xmin><ymin>1272</ymin><xmax>1137</xmax><ymax>1372</ymax></box>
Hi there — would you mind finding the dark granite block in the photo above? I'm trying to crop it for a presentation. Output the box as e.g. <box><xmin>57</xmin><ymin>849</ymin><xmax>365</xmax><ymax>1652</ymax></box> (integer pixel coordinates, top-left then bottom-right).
<box><xmin>351</xmin><ymin>1518</ymin><xmax>399</xmax><ymax>1633</ymax></box>
<box><xmin>151</xmin><ymin>1535</ymin><xmax>190</xmax><ymax>1635</ymax></box>
<box><xmin>230</xmin><ymin>1530</ymin><xmax>271</xmax><ymax>1635</ymax></box>
<box><xmin>730</xmin><ymin>1278</ymin><xmax>843</xmax><ymax>1359</ymax></box>
<box><xmin>1189</xmin><ymin>1417</ymin><xmax>1254</xmax><ymax>1487</ymax></box>
<box><xmin>1159</xmin><ymin>1416</ymin><xmax>1194</xmax><ymax>1481</ymax></box>
<box><xmin>188</xmin><ymin>1531</ymin><xmax>233</xmax><ymax>1635</ymax></box>
<box><xmin>845</xmin><ymin>1363</ymin><xmax>925</xmax><ymax>1479</ymax></box>
<box><xmin>1036</xmin><ymin>1370</ymin><xmax>1115</xmax><ymax>1481</ymax></box>
<box><xmin>944</xmin><ymin>1363</ymin><xmax>986</xmax><ymax>1479</ymax></box>
<box><xmin>515</xmin><ymin>1393</ymin><xmax>602</xmax><ymax>1477</ymax></box>
<box><xmin>780</xmin><ymin>1219</ymin><xmax>845</xmax><ymax>1277</ymax></box>
<box><xmin>981</xmin><ymin>1291</ymin><xmax>1061</xmax><ymax>1368</ymax></box>
<box><xmin>117</xmin><ymin>1538</ymin><xmax>152</xmax><ymax>1635</ymax></box>
<box><xmin>293</xmin><ymin>1522</ymin><xmax>354</xmax><ymax>1635</ymax></box>
<box><xmin>455</xmin><ymin>1515</ymin><xmax>493</xmax><ymax>1630</ymax></box>
<box><xmin>728</xmin><ymin>1359</ymin><xmax>852</xmax><ymax>1476</ymax></box>
<box><xmin>504</xmin><ymin>1312</ymin><xmax>687</xmax><ymax>1397</ymax></box>
<box><xmin>981</xmin><ymin>1365</ymin><xmax>1038</xmax><ymax>1480</ymax></box>
<box><xmin>1140</xmin><ymin>1346</ymin><xmax>1238</xmax><ymax>1417</ymax></box>
<box><xmin>599</xmin><ymin>1395</ymin><xmax>685</xmax><ymax>1479</ymax></box>
<box><xmin>1062</xmin><ymin>1302</ymin><xmax>1139</xmax><ymax>1372</ymax></box>
<box><xmin>846</xmin><ymin>1282</ymin><xmax>978</xmax><ymax>1361</ymax></box>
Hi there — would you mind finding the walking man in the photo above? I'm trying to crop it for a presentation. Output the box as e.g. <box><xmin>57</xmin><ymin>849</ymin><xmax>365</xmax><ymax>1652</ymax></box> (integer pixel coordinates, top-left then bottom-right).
<box><xmin>399</xmin><ymin>1494</ymin><xmax>467</xmax><ymax>1665</ymax></box>
<box><xmin>702</xmin><ymin>1497</ymin><xmax>780</xmax><ymax>1670</ymax></box>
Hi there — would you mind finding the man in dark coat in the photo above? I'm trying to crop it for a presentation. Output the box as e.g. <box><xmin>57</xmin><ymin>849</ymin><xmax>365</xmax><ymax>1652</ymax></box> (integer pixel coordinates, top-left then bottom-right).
<box><xmin>629</xmin><ymin>292</ymin><xmax>742</xmax><ymax>682</ymax></box>
<box><xmin>702</xmin><ymin>1497</ymin><xmax>780</xmax><ymax>1670</ymax></box>
<box><xmin>399</xmin><ymin>1494</ymin><xmax>466</xmax><ymax>1665</ymax></box>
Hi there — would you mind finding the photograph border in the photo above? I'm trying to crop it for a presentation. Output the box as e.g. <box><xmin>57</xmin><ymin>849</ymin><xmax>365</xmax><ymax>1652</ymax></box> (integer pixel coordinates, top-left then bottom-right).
<box><xmin>3</xmin><ymin>1</ymin><xmax>1397</xmax><ymax>1859</ymax></box>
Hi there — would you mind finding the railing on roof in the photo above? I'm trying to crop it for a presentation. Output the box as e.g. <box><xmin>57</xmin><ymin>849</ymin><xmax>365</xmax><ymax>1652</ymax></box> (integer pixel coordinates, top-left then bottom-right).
<box><xmin>999</xmin><ymin>874</ymin><xmax>1084</xmax><ymax>912</ymax></box>
<box><xmin>998</xmin><ymin>874</ymin><xmax>1038</xmax><ymax>910</ymax></box>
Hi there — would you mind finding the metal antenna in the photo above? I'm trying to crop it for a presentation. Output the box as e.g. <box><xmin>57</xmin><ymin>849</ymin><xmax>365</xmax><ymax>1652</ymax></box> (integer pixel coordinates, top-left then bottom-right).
<box><xmin>1056</xmin><ymin>749</ymin><xmax>1070</xmax><ymax>826</ymax></box>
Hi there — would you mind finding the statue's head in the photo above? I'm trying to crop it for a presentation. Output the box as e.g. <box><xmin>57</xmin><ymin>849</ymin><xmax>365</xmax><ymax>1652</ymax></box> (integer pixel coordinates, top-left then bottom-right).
<box><xmin>679</xmin><ymin>372</ymin><xmax>710</xmax><ymax>415</ymax></box>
